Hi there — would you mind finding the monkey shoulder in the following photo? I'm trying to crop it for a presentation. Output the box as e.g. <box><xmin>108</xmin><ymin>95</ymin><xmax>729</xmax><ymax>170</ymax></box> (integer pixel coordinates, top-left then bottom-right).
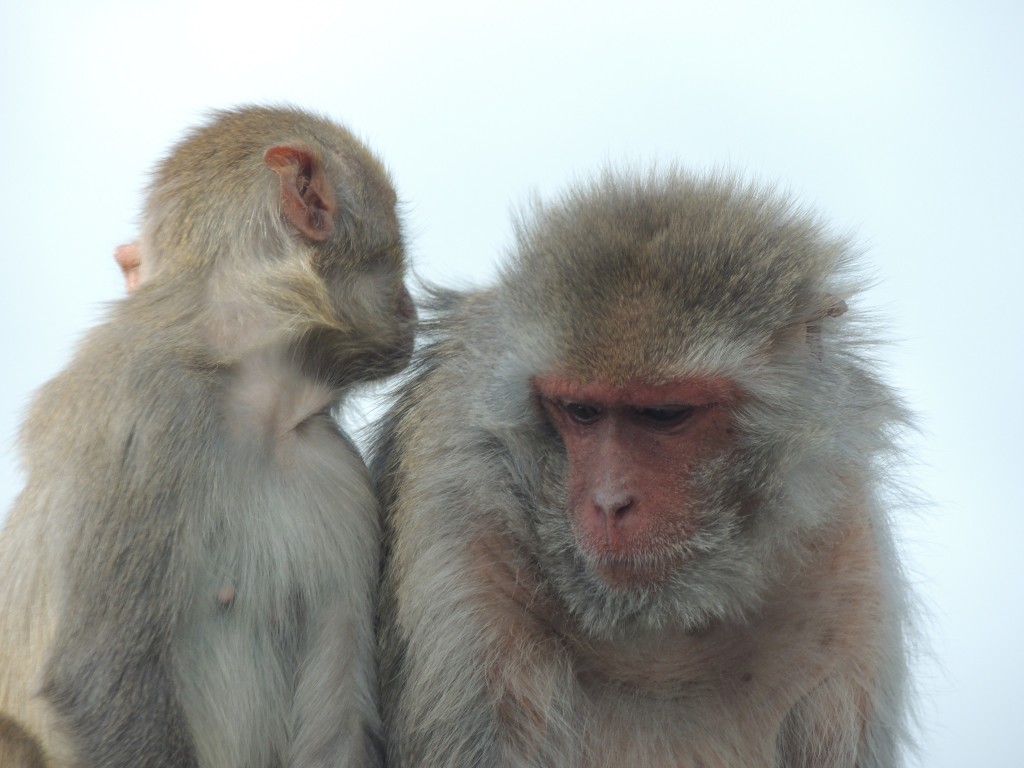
<box><xmin>19</xmin><ymin>319</ymin><xmax>214</xmax><ymax>484</ymax></box>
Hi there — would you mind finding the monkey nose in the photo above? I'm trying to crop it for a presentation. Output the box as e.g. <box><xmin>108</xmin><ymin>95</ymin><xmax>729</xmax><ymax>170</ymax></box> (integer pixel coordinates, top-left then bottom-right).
<box><xmin>592</xmin><ymin>489</ymin><xmax>635</xmax><ymax>525</ymax></box>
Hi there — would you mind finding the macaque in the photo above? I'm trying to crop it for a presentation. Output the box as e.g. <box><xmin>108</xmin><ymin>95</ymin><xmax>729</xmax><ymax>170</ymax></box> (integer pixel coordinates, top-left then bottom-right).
<box><xmin>374</xmin><ymin>171</ymin><xmax>912</xmax><ymax>766</ymax></box>
<box><xmin>0</xmin><ymin>105</ymin><xmax>415</xmax><ymax>767</ymax></box>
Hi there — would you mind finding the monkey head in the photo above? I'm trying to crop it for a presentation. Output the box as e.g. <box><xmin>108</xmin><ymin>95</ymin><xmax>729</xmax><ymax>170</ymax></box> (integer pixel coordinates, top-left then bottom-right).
<box><xmin>482</xmin><ymin>171</ymin><xmax>886</xmax><ymax>638</ymax></box>
<box><xmin>138</xmin><ymin>105</ymin><xmax>415</xmax><ymax>387</ymax></box>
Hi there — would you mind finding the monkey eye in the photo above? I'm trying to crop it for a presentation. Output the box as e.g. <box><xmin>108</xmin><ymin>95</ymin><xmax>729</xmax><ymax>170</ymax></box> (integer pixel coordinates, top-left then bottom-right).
<box><xmin>634</xmin><ymin>405</ymin><xmax>696</xmax><ymax>427</ymax></box>
<box><xmin>564</xmin><ymin>402</ymin><xmax>603</xmax><ymax>424</ymax></box>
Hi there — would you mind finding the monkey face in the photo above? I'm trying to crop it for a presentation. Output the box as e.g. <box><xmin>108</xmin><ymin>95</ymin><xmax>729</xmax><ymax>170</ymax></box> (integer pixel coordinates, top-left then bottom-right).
<box><xmin>527</xmin><ymin>374</ymin><xmax>769</xmax><ymax>637</ymax></box>
<box><xmin>312</xmin><ymin>242</ymin><xmax>417</xmax><ymax>383</ymax></box>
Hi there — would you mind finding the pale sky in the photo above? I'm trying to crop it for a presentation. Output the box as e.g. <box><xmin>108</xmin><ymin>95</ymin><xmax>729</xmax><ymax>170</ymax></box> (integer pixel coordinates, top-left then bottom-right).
<box><xmin>1</xmin><ymin>2</ymin><xmax>1021</xmax><ymax>765</ymax></box>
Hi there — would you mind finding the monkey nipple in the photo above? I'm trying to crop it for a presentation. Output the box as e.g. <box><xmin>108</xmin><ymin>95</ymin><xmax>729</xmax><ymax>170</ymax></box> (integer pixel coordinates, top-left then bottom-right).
<box><xmin>216</xmin><ymin>584</ymin><xmax>237</xmax><ymax>608</ymax></box>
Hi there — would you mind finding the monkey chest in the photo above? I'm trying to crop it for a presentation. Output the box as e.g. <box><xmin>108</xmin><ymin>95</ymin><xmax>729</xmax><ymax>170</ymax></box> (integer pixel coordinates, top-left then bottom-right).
<box><xmin>571</xmin><ymin>688</ymin><xmax>787</xmax><ymax>767</ymax></box>
<box><xmin>191</xmin><ymin>421</ymin><xmax>377</xmax><ymax>631</ymax></box>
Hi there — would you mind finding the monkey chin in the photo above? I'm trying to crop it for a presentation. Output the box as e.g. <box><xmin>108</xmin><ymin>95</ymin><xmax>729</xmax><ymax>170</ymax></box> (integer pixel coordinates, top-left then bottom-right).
<box><xmin>551</xmin><ymin>541</ymin><xmax>747</xmax><ymax>639</ymax></box>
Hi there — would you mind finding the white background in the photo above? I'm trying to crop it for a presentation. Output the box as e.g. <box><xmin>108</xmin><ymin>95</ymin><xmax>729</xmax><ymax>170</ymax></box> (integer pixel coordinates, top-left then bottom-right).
<box><xmin>1</xmin><ymin>2</ymin><xmax>1021</xmax><ymax>765</ymax></box>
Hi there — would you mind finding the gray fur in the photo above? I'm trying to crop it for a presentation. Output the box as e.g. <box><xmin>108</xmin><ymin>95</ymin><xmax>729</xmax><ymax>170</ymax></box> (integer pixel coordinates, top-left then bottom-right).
<box><xmin>374</xmin><ymin>170</ymin><xmax>912</xmax><ymax>767</ymax></box>
<box><xmin>0</xmin><ymin>105</ymin><xmax>412</xmax><ymax>767</ymax></box>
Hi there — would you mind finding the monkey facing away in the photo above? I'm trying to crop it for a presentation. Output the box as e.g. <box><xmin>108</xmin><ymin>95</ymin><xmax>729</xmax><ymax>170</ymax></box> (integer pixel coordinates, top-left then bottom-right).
<box><xmin>374</xmin><ymin>170</ymin><xmax>912</xmax><ymax>767</ymax></box>
<box><xmin>0</xmin><ymin>105</ymin><xmax>415</xmax><ymax>767</ymax></box>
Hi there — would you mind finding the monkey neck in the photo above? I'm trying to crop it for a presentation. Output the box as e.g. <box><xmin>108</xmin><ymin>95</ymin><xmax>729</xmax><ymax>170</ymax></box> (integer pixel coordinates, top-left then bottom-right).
<box><xmin>225</xmin><ymin>346</ymin><xmax>342</xmax><ymax>439</ymax></box>
<box><xmin>201</xmin><ymin>298</ymin><xmax>288</xmax><ymax>362</ymax></box>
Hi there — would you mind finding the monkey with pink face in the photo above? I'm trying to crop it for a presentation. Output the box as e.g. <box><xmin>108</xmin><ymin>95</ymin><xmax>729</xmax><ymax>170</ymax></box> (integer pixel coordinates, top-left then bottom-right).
<box><xmin>373</xmin><ymin>171</ymin><xmax>913</xmax><ymax>767</ymax></box>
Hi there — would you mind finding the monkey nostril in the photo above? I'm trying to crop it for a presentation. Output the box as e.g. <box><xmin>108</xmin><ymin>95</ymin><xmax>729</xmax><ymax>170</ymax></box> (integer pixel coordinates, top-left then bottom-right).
<box><xmin>593</xmin><ymin>490</ymin><xmax>635</xmax><ymax>521</ymax></box>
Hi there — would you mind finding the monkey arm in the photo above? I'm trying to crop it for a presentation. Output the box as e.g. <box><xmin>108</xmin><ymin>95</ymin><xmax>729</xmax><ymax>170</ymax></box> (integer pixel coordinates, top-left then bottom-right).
<box><xmin>775</xmin><ymin>673</ymin><xmax>901</xmax><ymax>768</ymax></box>
<box><xmin>44</xmin><ymin>646</ymin><xmax>196</xmax><ymax>768</ymax></box>
<box><xmin>773</xmin><ymin>509</ymin><xmax>908</xmax><ymax>768</ymax></box>
<box><xmin>375</xmin><ymin>388</ymin><xmax>579</xmax><ymax>765</ymax></box>
<box><xmin>375</xmin><ymin>402</ymin><xmax>503</xmax><ymax>765</ymax></box>
<box><xmin>380</xmin><ymin>510</ymin><xmax>586</xmax><ymax>768</ymax></box>
<box><xmin>42</xmin><ymin>518</ymin><xmax>199</xmax><ymax>766</ymax></box>
<box><xmin>41</xmin><ymin>467</ymin><xmax>202</xmax><ymax>767</ymax></box>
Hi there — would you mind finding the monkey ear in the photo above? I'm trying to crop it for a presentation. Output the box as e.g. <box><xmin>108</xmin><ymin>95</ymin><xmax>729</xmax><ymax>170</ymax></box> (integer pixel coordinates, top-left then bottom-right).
<box><xmin>819</xmin><ymin>296</ymin><xmax>848</xmax><ymax>320</ymax></box>
<box><xmin>263</xmin><ymin>145</ymin><xmax>336</xmax><ymax>242</ymax></box>
<box><xmin>778</xmin><ymin>296</ymin><xmax>849</xmax><ymax>356</ymax></box>
<box><xmin>803</xmin><ymin>295</ymin><xmax>849</xmax><ymax>358</ymax></box>
<box><xmin>114</xmin><ymin>242</ymin><xmax>142</xmax><ymax>292</ymax></box>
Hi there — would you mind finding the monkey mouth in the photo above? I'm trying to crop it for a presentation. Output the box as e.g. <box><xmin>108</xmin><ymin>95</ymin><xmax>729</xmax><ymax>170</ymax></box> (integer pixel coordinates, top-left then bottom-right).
<box><xmin>585</xmin><ymin>550</ymin><xmax>680</xmax><ymax>590</ymax></box>
<box><xmin>572</xmin><ymin>523</ymin><xmax>692</xmax><ymax>590</ymax></box>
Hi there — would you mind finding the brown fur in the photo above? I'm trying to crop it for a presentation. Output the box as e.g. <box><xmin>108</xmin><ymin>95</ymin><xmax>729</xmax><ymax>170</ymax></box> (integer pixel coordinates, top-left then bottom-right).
<box><xmin>0</xmin><ymin>105</ymin><xmax>413</xmax><ymax>767</ymax></box>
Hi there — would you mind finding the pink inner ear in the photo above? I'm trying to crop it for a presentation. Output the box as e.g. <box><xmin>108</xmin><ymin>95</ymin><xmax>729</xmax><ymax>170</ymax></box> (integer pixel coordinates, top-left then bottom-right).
<box><xmin>263</xmin><ymin>145</ymin><xmax>300</xmax><ymax>171</ymax></box>
<box><xmin>114</xmin><ymin>243</ymin><xmax>140</xmax><ymax>274</ymax></box>
<box><xmin>263</xmin><ymin>145</ymin><xmax>336</xmax><ymax>241</ymax></box>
